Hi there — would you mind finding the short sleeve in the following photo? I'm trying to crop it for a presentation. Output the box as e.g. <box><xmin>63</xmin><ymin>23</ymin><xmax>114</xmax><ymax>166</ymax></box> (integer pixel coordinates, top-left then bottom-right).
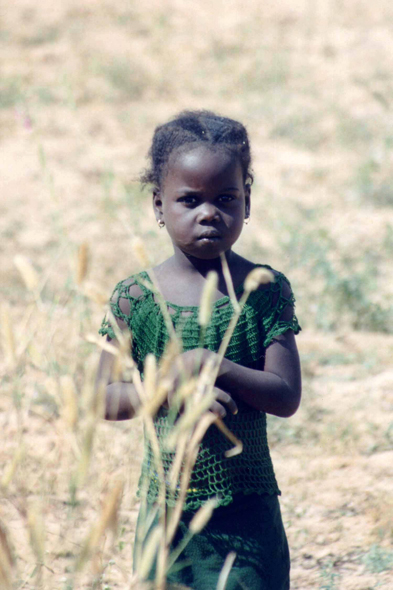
<box><xmin>98</xmin><ymin>277</ymin><xmax>141</xmax><ymax>340</ymax></box>
<box><xmin>262</xmin><ymin>272</ymin><xmax>301</xmax><ymax>348</ymax></box>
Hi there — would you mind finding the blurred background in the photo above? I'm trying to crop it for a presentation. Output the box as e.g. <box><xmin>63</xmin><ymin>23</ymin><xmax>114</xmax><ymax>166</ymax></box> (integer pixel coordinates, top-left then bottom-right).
<box><xmin>1</xmin><ymin>0</ymin><xmax>393</xmax><ymax>588</ymax></box>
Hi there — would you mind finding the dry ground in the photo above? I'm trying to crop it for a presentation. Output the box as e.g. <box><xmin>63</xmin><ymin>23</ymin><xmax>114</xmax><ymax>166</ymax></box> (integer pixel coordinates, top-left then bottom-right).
<box><xmin>1</xmin><ymin>1</ymin><xmax>393</xmax><ymax>588</ymax></box>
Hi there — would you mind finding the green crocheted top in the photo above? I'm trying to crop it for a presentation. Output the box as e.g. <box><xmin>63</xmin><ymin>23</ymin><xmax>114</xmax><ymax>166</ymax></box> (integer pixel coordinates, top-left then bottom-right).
<box><xmin>99</xmin><ymin>265</ymin><xmax>301</xmax><ymax>511</ymax></box>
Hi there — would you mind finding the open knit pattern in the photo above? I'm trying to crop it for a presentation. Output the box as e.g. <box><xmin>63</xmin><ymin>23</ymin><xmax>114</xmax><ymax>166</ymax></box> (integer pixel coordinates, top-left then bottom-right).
<box><xmin>99</xmin><ymin>265</ymin><xmax>301</xmax><ymax>511</ymax></box>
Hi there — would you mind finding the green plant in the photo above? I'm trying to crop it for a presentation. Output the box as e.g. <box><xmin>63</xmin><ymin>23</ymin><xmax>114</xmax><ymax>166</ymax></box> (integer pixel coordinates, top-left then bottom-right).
<box><xmin>362</xmin><ymin>545</ymin><xmax>393</xmax><ymax>573</ymax></box>
<box><xmin>319</xmin><ymin>559</ymin><xmax>339</xmax><ymax>590</ymax></box>
<box><xmin>281</xmin><ymin>221</ymin><xmax>393</xmax><ymax>333</ymax></box>
<box><xmin>99</xmin><ymin>59</ymin><xmax>148</xmax><ymax>101</ymax></box>
<box><xmin>0</xmin><ymin>77</ymin><xmax>23</xmax><ymax>109</ymax></box>
<box><xmin>354</xmin><ymin>157</ymin><xmax>393</xmax><ymax>207</ymax></box>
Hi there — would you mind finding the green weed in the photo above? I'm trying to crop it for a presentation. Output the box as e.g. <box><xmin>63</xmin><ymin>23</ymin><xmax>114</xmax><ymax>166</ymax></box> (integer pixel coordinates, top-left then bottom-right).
<box><xmin>99</xmin><ymin>59</ymin><xmax>148</xmax><ymax>101</ymax></box>
<box><xmin>22</xmin><ymin>26</ymin><xmax>60</xmax><ymax>46</ymax></box>
<box><xmin>35</xmin><ymin>86</ymin><xmax>58</xmax><ymax>105</ymax></box>
<box><xmin>354</xmin><ymin>158</ymin><xmax>393</xmax><ymax>207</ymax></box>
<box><xmin>270</xmin><ymin>111</ymin><xmax>324</xmax><ymax>150</ymax></box>
<box><xmin>337</xmin><ymin>114</ymin><xmax>372</xmax><ymax>147</ymax></box>
<box><xmin>0</xmin><ymin>77</ymin><xmax>23</xmax><ymax>108</ymax></box>
<box><xmin>383</xmin><ymin>224</ymin><xmax>393</xmax><ymax>253</ymax></box>
<box><xmin>362</xmin><ymin>545</ymin><xmax>393</xmax><ymax>573</ymax></box>
<box><xmin>319</xmin><ymin>559</ymin><xmax>339</xmax><ymax>590</ymax></box>
<box><xmin>282</xmin><ymin>222</ymin><xmax>393</xmax><ymax>333</ymax></box>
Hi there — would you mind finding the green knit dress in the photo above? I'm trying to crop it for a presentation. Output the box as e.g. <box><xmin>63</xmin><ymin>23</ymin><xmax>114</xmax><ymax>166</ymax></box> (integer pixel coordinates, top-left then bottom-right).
<box><xmin>99</xmin><ymin>265</ymin><xmax>300</xmax><ymax>590</ymax></box>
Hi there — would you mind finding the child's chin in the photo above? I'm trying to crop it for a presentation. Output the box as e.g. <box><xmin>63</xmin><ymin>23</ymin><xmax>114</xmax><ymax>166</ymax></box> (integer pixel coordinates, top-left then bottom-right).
<box><xmin>193</xmin><ymin>246</ymin><xmax>227</xmax><ymax>260</ymax></box>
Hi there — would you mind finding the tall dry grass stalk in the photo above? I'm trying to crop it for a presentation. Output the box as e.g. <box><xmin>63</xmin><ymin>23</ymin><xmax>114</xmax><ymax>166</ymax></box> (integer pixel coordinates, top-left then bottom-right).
<box><xmin>77</xmin><ymin>480</ymin><xmax>124</xmax><ymax>571</ymax></box>
<box><xmin>60</xmin><ymin>374</ymin><xmax>78</xmax><ymax>430</ymax></box>
<box><xmin>13</xmin><ymin>255</ymin><xmax>40</xmax><ymax>293</ymax></box>
<box><xmin>0</xmin><ymin>303</ymin><xmax>17</xmax><ymax>368</ymax></box>
<box><xmin>27</xmin><ymin>503</ymin><xmax>45</xmax><ymax>587</ymax></box>
<box><xmin>75</xmin><ymin>243</ymin><xmax>89</xmax><ymax>286</ymax></box>
<box><xmin>0</xmin><ymin>521</ymin><xmax>14</xmax><ymax>590</ymax></box>
<box><xmin>1</xmin><ymin>443</ymin><xmax>25</xmax><ymax>490</ymax></box>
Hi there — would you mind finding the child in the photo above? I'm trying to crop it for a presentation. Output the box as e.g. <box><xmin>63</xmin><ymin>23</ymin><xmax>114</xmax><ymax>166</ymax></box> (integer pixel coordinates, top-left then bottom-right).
<box><xmin>98</xmin><ymin>110</ymin><xmax>301</xmax><ymax>590</ymax></box>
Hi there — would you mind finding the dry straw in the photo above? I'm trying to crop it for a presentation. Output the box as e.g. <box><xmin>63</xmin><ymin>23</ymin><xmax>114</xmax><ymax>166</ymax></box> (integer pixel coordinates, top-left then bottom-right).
<box><xmin>27</xmin><ymin>503</ymin><xmax>45</xmax><ymax>564</ymax></box>
<box><xmin>0</xmin><ymin>521</ymin><xmax>14</xmax><ymax>590</ymax></box>
<box><xmin>75</xmin><ymin>242</ymin><xmax>89</xmax><ymax>285</ymax></box>
<box><xmin>189</xmin><ymin>497</ymin><xmax>219</xmax><ymax>534</ymax></box>
<box><xmin>13</xmin><ymin>255</ymin><xmax>39</xmax><ymax>293</ymax></box>
<box><xmin>216</xmin><ymin>551</ymin><xmax>237</xmax><ymax>590</ymax></box>
<box><xmin>244</xmin><ymin>267</ymin><xmax>274</xmax><ymax>292</ymax></box>
<box><xmin>77</xmin><ymin>480</ymin><xmax>124</xmax><ymax>571</ymax></box>
<box><xmin>0</xmin><ymin>303</ymin><xmax>17</xmax><ymax>368</ymax></box>
<box><xmin>138</xmin><ymin>525</ymin><xmax>163</xmax><ymax>580</ymax></box>
<box><xmin>60</xmin><ymin>374</ymin><xmax>79</xmax><ymax>430</ymax></box>
<box><xmin>82</xmin><ymin>281</ymin><xmax>108</xmax><ymax>306</ymax></box>
<box><xmin>132</xmin><ymin>237</ymin><xmax>150</xmax><ymax>269</ymax></box>
<box><xmin>1</xmin><ymin>443</ymin><xmax>25</xmax><ymax>489</ymax></box>
<box><xmin>198</xmin><ymin>271</ymin><xmax>218</xmax><ymax>326</ymax></box>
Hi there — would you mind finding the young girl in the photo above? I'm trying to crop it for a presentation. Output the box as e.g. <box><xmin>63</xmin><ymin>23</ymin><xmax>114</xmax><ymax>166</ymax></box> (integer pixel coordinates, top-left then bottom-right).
<box><xmin>98</xmin><ymin>110</ymin><xmax>301</xmax><ymax>590</ymax></box>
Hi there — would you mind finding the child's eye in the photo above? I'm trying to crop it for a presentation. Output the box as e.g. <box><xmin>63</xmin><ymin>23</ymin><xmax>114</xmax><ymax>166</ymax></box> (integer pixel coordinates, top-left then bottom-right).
<box><xmin>179</xmin><ymin>196</ymin><xmax>198</xmax><ymax>205</ymax></box>
<box><xmin>218</xmin><ymin>194</ymin><xmax>235</xmax><ymax>203</ymax></box>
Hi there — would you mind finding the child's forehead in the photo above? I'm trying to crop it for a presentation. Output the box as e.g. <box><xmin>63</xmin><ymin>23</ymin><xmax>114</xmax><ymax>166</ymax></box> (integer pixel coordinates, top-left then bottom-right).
<box><xmin>165</xmin><ymin>145</ymin><xmax>241</xmax><ymax>183</ymax></box>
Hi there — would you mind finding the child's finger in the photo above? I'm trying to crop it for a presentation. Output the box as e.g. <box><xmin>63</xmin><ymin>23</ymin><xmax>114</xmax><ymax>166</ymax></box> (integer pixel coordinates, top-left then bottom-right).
<box><xmin>210</xmin><ymin>401</ymin><xmax>227</xmax><ymax>419</ymax></box>
<box><xmin>214</xmin><ymin>388</ymin><xmax>238</xmax><ymax>415</ymax></box>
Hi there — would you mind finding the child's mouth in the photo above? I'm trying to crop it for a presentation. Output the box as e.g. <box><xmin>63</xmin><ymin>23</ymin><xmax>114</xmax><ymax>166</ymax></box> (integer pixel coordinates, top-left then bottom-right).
<box><xmin>198</xmin><ymin>232</ymin><xmax>221</xmax><ymax>241</ymax></box>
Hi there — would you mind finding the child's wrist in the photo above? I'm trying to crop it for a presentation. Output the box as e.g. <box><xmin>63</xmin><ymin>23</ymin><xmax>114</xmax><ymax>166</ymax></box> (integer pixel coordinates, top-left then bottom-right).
<box><xmin>216</xmin><ymin>357</ymin><xmax>231</xmax><ymax>382</ymax></box>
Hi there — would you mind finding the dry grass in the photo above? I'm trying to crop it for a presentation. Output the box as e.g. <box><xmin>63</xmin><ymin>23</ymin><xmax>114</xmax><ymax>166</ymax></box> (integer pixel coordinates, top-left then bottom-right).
<box><xmin>1</xmin><ymin>0</ymin><xmax>393</xmax><ymax>588</ymax></box>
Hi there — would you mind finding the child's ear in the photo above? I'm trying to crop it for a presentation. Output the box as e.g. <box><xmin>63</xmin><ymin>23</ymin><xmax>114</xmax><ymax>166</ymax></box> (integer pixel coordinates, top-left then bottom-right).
<box><xmin>245</xmin><ymin>185</ymin><xmax>251</xmax><ymax>219</ymax></box>
<box><xmin>152</xmin><ymin>190</ymin><xmax>164</xmax><ymax>223</ymax></box>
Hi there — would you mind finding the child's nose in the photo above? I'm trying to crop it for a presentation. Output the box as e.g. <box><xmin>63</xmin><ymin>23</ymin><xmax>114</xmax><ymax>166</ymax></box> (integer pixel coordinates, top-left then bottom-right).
<box><xmin>197</xmin><ymin>203</ymin><xmax>220</xmax><ymax>223</ymax></box>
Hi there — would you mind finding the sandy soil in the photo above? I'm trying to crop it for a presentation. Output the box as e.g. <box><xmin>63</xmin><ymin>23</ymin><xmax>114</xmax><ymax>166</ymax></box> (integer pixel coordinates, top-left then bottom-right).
<box><xmin>1</xmin><ymin>1</ymin><xmax>393</xmax><ymax>588</ymax></box>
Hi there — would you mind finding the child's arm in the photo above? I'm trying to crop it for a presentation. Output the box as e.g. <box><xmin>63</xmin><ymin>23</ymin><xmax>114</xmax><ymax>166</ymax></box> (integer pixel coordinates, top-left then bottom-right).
<box><xmin>216</xmin><ymin>329</ymin><xmax>301</xmax><ymax>417</ymax></box>
<box><xmin>180</xmin><ymin>281</ymin><xmax>301</xmax><ymax>418</ymax></box>
<box><xmin>96</xmin><ymin>287</ymin><xmax>142</xmax><ymax>421</ymax></box>
<box><xmin>96</xmin><ymin>344</ymin><xmax>142</xmax><ymax>420</ymax></box>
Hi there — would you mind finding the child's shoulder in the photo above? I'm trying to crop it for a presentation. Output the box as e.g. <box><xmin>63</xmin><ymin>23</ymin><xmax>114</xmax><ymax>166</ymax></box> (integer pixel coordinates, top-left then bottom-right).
<box><xmin>234</xmin><ymin>255</ymin><xmax>293</xmax><ymax>296</ymax></box>
<box><xmin>109</xmin><ymin>271</ymin><xmax>151</xmax><ymax>316</ymax></box>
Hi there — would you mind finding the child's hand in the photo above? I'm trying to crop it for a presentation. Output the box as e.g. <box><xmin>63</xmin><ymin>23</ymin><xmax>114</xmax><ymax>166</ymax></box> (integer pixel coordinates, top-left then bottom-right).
<box><xmin>210</xmin><ymin>387</ymin><xmax>238</xmax><ymax>418</ymax></box>
<box><xmin>166</xmin><ymin>385</ymin><xmax>238</xmax><ymax>418</ymax></box>
<box><xmin>180</xmin><ymin>348</ymin><xmax>219</xmax><ymax>376</ymax></box>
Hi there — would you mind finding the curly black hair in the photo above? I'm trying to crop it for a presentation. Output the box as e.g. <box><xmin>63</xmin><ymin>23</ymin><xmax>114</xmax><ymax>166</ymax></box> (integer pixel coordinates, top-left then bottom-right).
<box><xmin>140</xmin><ymin>110</ymin><xmax>253</xmax><ymax>189</ymax></box>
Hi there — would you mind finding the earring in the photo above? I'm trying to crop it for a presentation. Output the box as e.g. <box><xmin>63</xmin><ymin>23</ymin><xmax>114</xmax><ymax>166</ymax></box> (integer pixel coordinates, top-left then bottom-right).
<box><xmin>157</xmin><ymin>219</ymin><xmax>165</xmax><ymax>228</ymax></box>
<box><xmin>244</xmin><ymin>217</ymin><xmax>250</xmax><ymax>225</ymax></box>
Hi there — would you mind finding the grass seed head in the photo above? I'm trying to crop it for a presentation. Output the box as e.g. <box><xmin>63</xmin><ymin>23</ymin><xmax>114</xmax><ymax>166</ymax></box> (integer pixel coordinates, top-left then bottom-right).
<box><xmin>13</xmin><ymin>255</ymin><xmax>39</xmax><ymax>292</ymax></box>
<box><xmin>0</xmin><ymin>521</ymin><xmax>14</xmax><ymax>590</ymax></box>
<box><xmin>244</xmin><ymin>267</ymin><xmax>274</xmax><ymax>292</ymax></box>
<box><xmin>60</xmin><ymin>375</ymin><xmax>78</xmax><ymax>429</ymax></box>
<box><xmin>159</xmin><ymin>338</ymin><xmax>182</xmax><ymax>378</ymax></box>
<box><xmin>189</xmin><ymin>497</ymin><xmax>219</xmax><ymax>534</ymax></box>
<box><xmin>198</xmin><ymin>271</ymin><xmax>218</xmax><ymax>326</ymax></box>
<box><xmin>75</xmin><ymin>242</ymin><xmax>89</xmax><ymax>285</ymax></box>
<box><xmin>132</xmin><ymin>237</ymin><xmax>150</xmax><ymax>268</ymax></box>
<box><xmin>144</xmin><ymin>354</ymin><xmax>157</xmax><ymax>400</ymax></box>
<box><xmin>0</xmin><ymin>303</ymin><xmax>17</xmax><ymax>368</ymax></box>
<box><xmin>27</xmin><ymin>504</ymin><xmax>45</xmax><ymax>563</ymax></box>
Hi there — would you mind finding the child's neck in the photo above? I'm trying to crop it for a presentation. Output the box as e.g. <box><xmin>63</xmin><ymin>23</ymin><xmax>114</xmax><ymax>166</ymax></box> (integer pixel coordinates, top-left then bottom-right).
<box><xmin>172</xmin><ymin>247</ymin><xmax>233</xmax><ymax>278</ymax></box>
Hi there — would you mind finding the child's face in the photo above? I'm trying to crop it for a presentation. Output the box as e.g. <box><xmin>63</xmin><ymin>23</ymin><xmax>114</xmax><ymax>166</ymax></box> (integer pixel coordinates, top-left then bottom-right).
<box><xmin>153</xmin><ymin>146</ymin><xmax>250</xmax><ymax>260</ymax></box>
